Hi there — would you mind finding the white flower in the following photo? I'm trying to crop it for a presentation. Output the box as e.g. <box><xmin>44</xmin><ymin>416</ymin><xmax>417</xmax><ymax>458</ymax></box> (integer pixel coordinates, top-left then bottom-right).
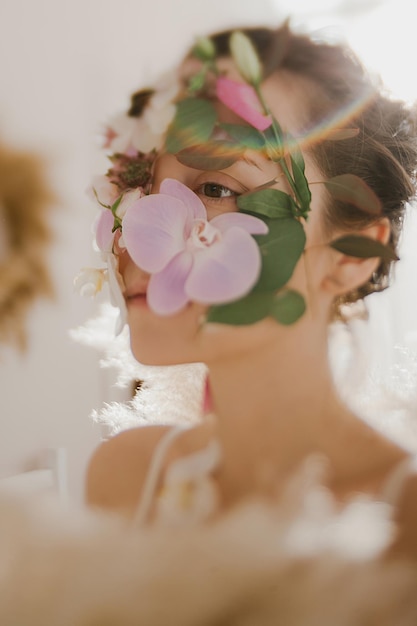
<box><xmin>87</xmin><ymin>175</ymin><xmax>119</xmax><ymax>207</ymax></box>
<box><xmin>105</xmin><ymin>72</ymin><xmax>180</xmax><ymax>155</ymax></box>
<box><xmin>144</xmin><ymin>72</ymin><xmax>179</xmax><ymax>134</ymax></box>
<box><xmin>230</xmin><ymin>31</ymin><xmax>262</xmax><ymax>85</ymax></box>
<box><xmin>103</xmin><ymin>113</ymin><xmax>159</xmax><ymax>154</ymax></box>
<box><xmin>73</xmin><ymin>268</ymin><xmax>106</xmax><ymax>297</ymax></box>
<box><xmin>114</xmin><ymin>188</ymin><xmax>143</xmax><ymax>220</ymax></box>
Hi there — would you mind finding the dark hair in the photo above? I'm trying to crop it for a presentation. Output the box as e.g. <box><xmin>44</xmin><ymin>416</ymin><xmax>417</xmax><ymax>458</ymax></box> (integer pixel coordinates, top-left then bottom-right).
<box><xmin>210</xmin><ymin>23</ymin><xmax>417</xmax><ymax>308</ymax></box>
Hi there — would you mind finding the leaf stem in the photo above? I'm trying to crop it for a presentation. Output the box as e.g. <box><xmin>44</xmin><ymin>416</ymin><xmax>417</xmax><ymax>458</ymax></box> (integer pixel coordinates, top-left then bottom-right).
<box><xmin>254</xmin><ymin>85</ymin><xmax>301</xmax><ymax>206</ymax></box>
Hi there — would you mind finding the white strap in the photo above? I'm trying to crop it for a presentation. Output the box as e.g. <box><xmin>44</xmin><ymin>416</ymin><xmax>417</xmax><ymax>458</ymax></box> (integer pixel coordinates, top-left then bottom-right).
<box><xmin>134</xmin><ymin>425</ymin><xmax>186</xmax><ymax>527</ymax></box>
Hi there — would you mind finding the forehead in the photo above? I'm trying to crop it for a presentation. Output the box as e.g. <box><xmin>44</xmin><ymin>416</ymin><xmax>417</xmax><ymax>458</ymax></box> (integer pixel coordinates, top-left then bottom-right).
<box><xmin>173</xmin><ymin>56</ymin><xmax>325</xmax><ymax>227</ymax></box>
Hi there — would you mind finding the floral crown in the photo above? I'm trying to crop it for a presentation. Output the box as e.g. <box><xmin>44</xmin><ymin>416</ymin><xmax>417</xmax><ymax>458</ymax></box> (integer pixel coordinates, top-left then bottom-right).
<box><xmin>76</xmin><ymin>30</ymin><xmax>396</xmax><ymax>330</ymax></box>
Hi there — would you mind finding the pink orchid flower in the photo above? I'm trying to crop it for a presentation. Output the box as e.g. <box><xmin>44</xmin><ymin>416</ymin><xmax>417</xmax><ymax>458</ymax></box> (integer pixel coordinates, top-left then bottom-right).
<box><xmin>216</xmin><ymin>77</ymin><xmax>272</xmax><ymax>132</ymax></box>
<box><xmin>95</xmin><ymin>208</ymin><xmax>115</xmax><ymax>253</ymax></box>
<box><xmin>94</xmin><ymin>188</ymin><xmax>143</xmax><ymax>253</ymax></box>
<box><xmin>122</xmin><ymin>179</ymin><xmax>268</xmax><ymax>316</ymax></box>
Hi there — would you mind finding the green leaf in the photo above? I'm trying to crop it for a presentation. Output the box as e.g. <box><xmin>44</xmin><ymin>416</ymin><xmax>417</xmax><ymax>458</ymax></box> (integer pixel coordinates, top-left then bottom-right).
<box><xmin>207</xmin><ymin>292</ymin><xmax>274</xmax><ymax>325</ymax></box>
<box><xmin>187</xmin><ymin>69</ymin><xmax>207</xmax><ymax>93</ymax></box>
<box><xmin>253</xmin><ymin>218</ymin><xmax>306</xmax><ymax>292</ymax></box>
<box><xmin>270</xmin><ymin>290</ymin><xmax>306</xmax><ymax>325</ymax></box>
<box><xmin>165</xmin><ymin>98</ymin><xmax>217</xmax><ymax>153</ymax></box>
<box><xmin>176</xmin><ymin>141</ymin><xmax>243</xmax><ymax>170</ymax></box>
<box><xmin>264</xmin><ymin>118</ymin><xmax>284</xmax><ymax>145</ymax></box>
<box><xmin>263</xmin><ymin>121</ymin><xmax>283</xmax><ymax>159</ymax></box>
<box><xmin>237</xmin><ymin>188</ymin><xmax>296</xmax><ymax>219</ymax></box>
<box><xmin>329</xmin><ymin>235</ymin><xmax>398</xmax><ymax>261</ymax></box>
<box><xmin>219</xmin><ymin>123</ymin><xmax>265</xmax><ymax>149</ymax></box>
<box><xmin>324</xmin><ymin>174</ymin><xmax>382</xmax><ymax>215</ymax></box>
<box><xmin>290</xmin><ymin>147</ymin><xmax>311</xmax><ymax>213</ymax></box>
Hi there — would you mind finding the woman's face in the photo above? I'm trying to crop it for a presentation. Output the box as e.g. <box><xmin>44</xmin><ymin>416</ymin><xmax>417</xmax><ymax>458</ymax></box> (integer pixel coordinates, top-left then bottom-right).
<box><xmin>117</xmin><ymin>62</ymin><xmax>329</xmax><ymax>366</ymax></box>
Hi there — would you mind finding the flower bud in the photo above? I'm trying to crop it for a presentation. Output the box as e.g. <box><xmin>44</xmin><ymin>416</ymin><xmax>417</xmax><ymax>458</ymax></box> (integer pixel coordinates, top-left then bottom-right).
<box><xmin>230</xmin><ymin>31</ymin><xmax>262</xmax><ymax>86</ymax></box>
<box><xmin>193</xmin><ymin>36</ymin><xmax>216</xmax><ymax>62</ymax></box>
<box><xmin>114</xmin><ymin>188</ymin><xmax>143</xmax><ymax>220</ymax></box>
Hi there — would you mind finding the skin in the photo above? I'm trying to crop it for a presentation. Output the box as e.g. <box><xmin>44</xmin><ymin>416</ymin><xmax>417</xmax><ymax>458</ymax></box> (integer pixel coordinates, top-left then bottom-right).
<box><xmin>86</xmin><ymin>61</ymin><xmax>417</xmax><ymax>557</ymax></box>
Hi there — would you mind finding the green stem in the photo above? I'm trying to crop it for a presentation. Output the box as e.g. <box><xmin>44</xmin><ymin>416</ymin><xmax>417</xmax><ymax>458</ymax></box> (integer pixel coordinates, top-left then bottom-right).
<box><xmin>254</xmin><ymin>84</ymin><xmax>301</xmax><ymax>206</ymax></box>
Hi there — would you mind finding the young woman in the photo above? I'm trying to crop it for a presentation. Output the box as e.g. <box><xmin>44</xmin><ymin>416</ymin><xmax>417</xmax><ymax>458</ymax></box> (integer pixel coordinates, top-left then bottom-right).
<box><xmin>84</xmin><ymin>22</ymin><xmax>417</xmax><ymax>557</ymax></box>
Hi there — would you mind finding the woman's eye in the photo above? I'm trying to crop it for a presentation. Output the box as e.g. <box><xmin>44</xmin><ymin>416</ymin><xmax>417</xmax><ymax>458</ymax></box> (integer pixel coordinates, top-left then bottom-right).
<box><xmin>198</xmin><ymin>182</ymin><xmax>237</xmax><ymax>199</ymax></box>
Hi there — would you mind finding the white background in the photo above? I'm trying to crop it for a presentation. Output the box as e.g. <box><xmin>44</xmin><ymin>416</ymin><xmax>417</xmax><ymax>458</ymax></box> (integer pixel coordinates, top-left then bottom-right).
<box><xmin>0</xmin><ymin>0</ymin><xmax>416</xmax><ymax>503</ymax></box>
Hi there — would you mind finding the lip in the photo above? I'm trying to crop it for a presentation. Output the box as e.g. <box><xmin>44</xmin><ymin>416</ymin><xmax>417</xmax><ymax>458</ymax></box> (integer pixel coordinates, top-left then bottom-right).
<box><xmin>124</xmin><ymin>285</ymin><xmax>149</xmax><ymax>308</ymax></box>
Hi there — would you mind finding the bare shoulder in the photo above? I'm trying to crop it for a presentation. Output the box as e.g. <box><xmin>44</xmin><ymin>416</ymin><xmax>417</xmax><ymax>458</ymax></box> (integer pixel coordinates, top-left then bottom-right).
<box><xmin>388</xmin><ymin>472</ymin><xmax>417</xmax><ymax>560</ymax></box>
<box><xmin>85</xmin><ymin>421</ymin><xmax>210</xmax><ymax>519</ymax></box>
<box><xmin>85</xmin><ymin>425</ymin><xmax>174</xmax><ymax>518</ymax></box>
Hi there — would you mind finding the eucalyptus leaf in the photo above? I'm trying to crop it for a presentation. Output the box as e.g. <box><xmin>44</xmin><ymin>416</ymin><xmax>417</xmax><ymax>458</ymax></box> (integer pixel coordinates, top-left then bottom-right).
<box><xmin>237</xmin><ymin>188</ymin><xmax>295</xmax><ymax>219</ymax></box>
<box><xmin>219</xmin><ymin>123</ymin><xmax>265</xmax><ymax>149</ymax></box>
<box><xmin>207</xmin><ymin>292</ymin><xmax>274</xmax><ymax>325</ymax></box>
<box><xmin>253</xmin><ymin>218</ymin><xmax>306</xmax><ymax>292</ymax></box>
<box><xmin>165</xmin><ymin>98</ymin><xmax>217</xmax><ymax>153</ymax></box>
<box><xmin>176</xmin><ymin>141</ymin><xmax>243</xmax><ymax>170</ymax></box>
<box><xmin>324</xmin><ymin>174</ymin><xmax>382</xmax><ymax>215</ymax></box>
<box><xmin>330</xmin><ymin>235</ymin><xmax>398</xmax><ymax>261</ymax></box>
<box><xmin>270</xmin><ymin>290</ymin><xmax>306</xmax><ymax>325</ymax></box>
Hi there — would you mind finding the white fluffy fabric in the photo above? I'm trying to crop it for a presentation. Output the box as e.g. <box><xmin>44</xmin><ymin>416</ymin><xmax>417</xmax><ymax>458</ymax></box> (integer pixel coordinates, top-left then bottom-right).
<box><xmin>1</xmin><ymin>464</ymin><xmax>416</xmax><ymax>626</ymax></box>
<box><xmin>70</xmin><ymin>304</ymin><xmax>206</xmax><ymax>433</ymax></box>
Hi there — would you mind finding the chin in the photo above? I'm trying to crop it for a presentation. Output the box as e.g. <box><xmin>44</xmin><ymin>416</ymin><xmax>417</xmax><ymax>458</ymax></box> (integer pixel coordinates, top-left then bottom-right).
<box><xmin>126</xmin><ymin>301</ymin><xmax>207</xmax><ymax>366</ymax></box>
<box><xmin>128</xmin><ymin>328</ymin><xmax>199</xmax><ymax>367</ymax></box>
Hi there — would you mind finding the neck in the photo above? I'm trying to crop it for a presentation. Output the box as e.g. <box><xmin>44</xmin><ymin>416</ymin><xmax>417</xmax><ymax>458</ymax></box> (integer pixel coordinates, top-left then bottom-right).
<box><xmin>205</xmin><ymin>312</ymin><xmax>352</xmax><ymax>476</ymax></box>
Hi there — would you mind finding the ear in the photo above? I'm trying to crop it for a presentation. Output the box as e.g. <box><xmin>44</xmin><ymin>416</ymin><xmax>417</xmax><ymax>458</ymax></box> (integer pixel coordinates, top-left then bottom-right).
<box><xmin>322</xmin><ymin>219</ymin><xmax>391</xmax><ymax>297</ymax></box>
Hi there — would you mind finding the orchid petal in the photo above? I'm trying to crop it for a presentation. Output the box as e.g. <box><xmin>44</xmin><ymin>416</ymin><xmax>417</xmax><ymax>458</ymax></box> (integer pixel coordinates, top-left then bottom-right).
<box><xmin>211</xmin><ymin>212</ymin><xmax>268</xmax><ymax>235</ymax></box>
<box><xmin>216</xmin><ymin>77</ymin><xmax>272</xmax><ymax>131</ymax></box>
<box><xmin>122</xmin><ymin>194</ymin><xmax>188</xmax><ymax>272</ymax></box>
<box><xmin>185</xmin><ymin>227</ymin><xmax>261</xmax><ymax>303</ymax></box>
<box><xmin>160</xmin><ymin>178</ymin><xmax>206</xmax><ymax>220</ymax></box>
<box><xmin>95</xmin><ymin>209</ymin><xmax>115</xmax><ymax>253</ymax></box>
<box><xmin>147</xmin><ymin>251</ymin><xmax>194</xmax><ymax>315</ymax></box>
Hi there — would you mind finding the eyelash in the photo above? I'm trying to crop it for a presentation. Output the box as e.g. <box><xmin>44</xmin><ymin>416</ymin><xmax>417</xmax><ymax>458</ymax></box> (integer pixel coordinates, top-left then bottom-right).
<box><xmin>195</xmin><ymin>182</ymin><xmax>240</xmax><ymax>202</ymax></box>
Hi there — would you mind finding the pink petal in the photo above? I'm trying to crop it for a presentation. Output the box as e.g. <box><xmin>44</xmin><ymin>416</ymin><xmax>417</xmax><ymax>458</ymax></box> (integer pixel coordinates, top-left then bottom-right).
<box><xmin>185</xmin><ymin>227</ymin><xmax>261</xmax><ymax>303</ymax></box>
<box><xmin>147</xmin><ymin>251</ymin><xmax>194</xmax><ymax>315</ymax></box>
<box><xmin>122</xmin><ymin>194</ymin><xmax>189</xmax><ymax>273</ymax></box>
<box><xmin>211</xmin><ymin>212</ymin><xmax>268</xmax><ymax>235</ymax></box>
<box><xmin>160</xmin><ymin>179</ymin><xmax>206</xmax><ymax>220</ymax></box>
<box><xmin>95</xmin><ymin>209</ymin><xmax>115</xmax><ymax>252</ymax></box>
<box><xmin>216</xmin><ymin>77</ymin><xmax>272</xmax><ymax>132</ymax></box>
